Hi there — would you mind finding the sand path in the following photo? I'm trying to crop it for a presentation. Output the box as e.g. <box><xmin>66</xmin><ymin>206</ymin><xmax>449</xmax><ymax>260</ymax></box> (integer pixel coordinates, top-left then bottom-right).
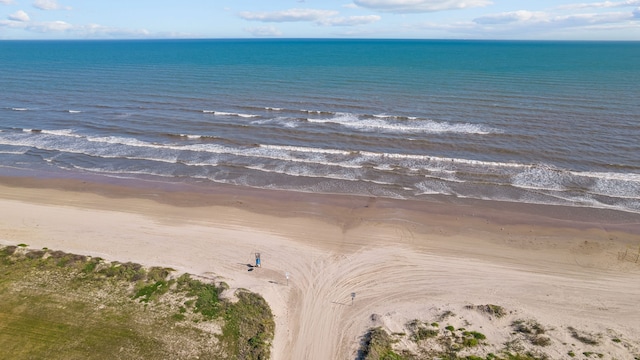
<box><xmin>1</xmin><ymin>186</ymin><xmax>640</xmax><ymax>359</ymax></box>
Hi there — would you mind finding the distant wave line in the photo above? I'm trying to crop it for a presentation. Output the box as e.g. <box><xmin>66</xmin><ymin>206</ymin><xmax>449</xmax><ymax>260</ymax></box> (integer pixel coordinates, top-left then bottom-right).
<box><xmin>202</xmin><ymin>110</ymin><xmax>259</xmax><ymax>118</ymax></box>
<box><xmin>306</xmin><ymin>113</ymin><xmax>497</xmax><ymax>135</ymax></box>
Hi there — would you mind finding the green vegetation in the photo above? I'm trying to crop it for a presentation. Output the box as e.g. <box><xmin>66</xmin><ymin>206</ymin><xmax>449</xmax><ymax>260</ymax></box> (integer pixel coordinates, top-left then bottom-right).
<box><xmin>414</xmin><ymin>327</ymin><xmax>439</xmax><ymax>341</ymax></box>
<box><xmin>511</xmin><ymin>320</ymin><xmax>551</xmax><ymax>347</ymax></box>
<box><xmin>0</xmin><ymin>245</ymin><xmax>274</xmax><ymax>360</ymax></box>
<box><xmin>465</xmin><ymin>304</ymin><xmax>507</xmax><ymax>319</ymax></box>
<box><xmin>512</xmin><ymin>320</ymin><xmax>545</xmax><ymax>335</ymax></box>
<box><xmin>362</xmin><ymin>304</ymin><xmax>638</xmax><ymax>360</ymax></box>
<box><xmin>568</xmin><ymin>326</ymin><xmax>599</xmax><ymax>346</ymax></box>
<box><xmin>359</xmin><ymin>327</ymin><xmax>407</xmax><ymax>360</ymax></box>
<box><xmin>360</xmin><ymin>325</ymin><xmax>553</xmax><ymax>360</ymax></box>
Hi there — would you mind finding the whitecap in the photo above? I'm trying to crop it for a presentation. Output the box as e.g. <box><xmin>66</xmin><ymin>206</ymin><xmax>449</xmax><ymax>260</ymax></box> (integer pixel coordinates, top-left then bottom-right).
<box><xmin>308</xmin><ymin>112</ymin><xmax>497</xmax><ymax>135</ymax></box>
<box><xmin>203</xmin><ymin>110</ymin><xmax>259</xmax><ymax>118</ymax></box>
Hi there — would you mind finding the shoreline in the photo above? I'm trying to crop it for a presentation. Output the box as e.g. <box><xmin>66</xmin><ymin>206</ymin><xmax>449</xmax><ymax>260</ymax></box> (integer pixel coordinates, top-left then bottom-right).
<box><xmin>2</xmin><ymin>173</ymin><xmax>639</xmax><ymax>232</ymax></box>
<box><xmin>1</xmin><ymin>175</ymin><xmax>640</xmax><ymax>359</ymax></box>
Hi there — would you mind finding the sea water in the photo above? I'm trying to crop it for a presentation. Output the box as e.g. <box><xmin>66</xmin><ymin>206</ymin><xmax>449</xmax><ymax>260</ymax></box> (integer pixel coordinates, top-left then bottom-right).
<box><xmin>0</xmin><ymin>39</ymin><xmax>639</xmax><ymax>213</ymax></box>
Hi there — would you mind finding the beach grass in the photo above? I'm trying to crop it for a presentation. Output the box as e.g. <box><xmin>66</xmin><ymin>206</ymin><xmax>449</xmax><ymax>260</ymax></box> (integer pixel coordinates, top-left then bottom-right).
<box><xmin>357</xmin><ymin>305</ymin><xmax>637</xmax><ymax>360</ymax></box>
<box><xmin>0</xmin><ymin>245</ymin><xmax>274</xmax><ymax>360</ymax></box>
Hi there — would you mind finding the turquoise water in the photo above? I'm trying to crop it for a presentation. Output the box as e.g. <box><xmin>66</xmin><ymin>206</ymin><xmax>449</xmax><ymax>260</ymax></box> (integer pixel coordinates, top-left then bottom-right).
<box><xmin>1</xmin><ymin>39</ymin><xmax>639</xmax><ymax>212</ymax></box>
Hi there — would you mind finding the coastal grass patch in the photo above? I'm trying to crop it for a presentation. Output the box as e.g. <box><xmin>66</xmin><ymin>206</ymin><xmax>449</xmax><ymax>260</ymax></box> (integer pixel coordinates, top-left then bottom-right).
<box><xmin>567</xmin><ymin>326</ymin><xmax>599</xmax><ymax>346</ymax></box>
<box><xmin>360</xmin><ymin>306</ymin><xmax>633</xmax><ymax>360</ymax></box>
<box><xmin>358</xmin><ymin>327</ymin><xmax>408</xmax><ymax>360</ymax></box>
<box><xmin>219</xmin><ymin>290</ymin><xmax>275</xmax><ymax>360</ymax></box>
<box><xmin>466</xmin><ymin>304</ymin><xmax>507</xmax><ymax>319</ymax></box>
<box><xmin>0</xmin><ymin>245</ymin><xmax>274</xmax><ymax>360</ymax></box>
<box><xmin>511</xmin><ymin>319</ymin><xmax>551</xmax><ymax>347</ymax></box>
<box><xmin>359</xmin><ymin>324</ymin><xmax>553</xmax><ymax>360</ymax></box>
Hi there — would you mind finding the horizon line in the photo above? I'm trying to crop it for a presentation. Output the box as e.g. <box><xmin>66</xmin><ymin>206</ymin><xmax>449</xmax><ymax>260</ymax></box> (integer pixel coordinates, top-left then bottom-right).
<box><xmin>1</xmin><ymin>37</ymin><xmax>639</xmax><ymax>42</ymax></box>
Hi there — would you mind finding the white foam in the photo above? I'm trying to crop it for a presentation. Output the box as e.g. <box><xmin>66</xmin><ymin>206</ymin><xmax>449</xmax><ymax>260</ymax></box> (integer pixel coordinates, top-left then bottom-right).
<box><xmin>244</xmin><ymin>164</ymin><xmax>357</xmax><ymax>181</ymax></box>
<box><xmin>259</xmin><ymin>144</ymin><xmax>353</xmax><ymax>156</ymax></box>
<box><xmin>41</xmin><ymin>129</ymin><xmax>80</xmax><ymax>137</ymax></box>
<box><xmin>11</xmin><ymin>108</ymin><xmax>28</xmax><ymax>111</ymax></box>
<box><xmin>69</xmin><ymin>164</ymin><xmax>176</xmax><ymax>178</ymax></box>
<box><xmin>244</xmin><ymin>164</ymin><xmax>398</xmax><ymax>187</ymax></box>
<box><xmin>511</xmin><ymin>166</ymin><xmax>567</xmax><ymax>191</ymax></box>
<box><xmin>86</xmin><ymin>135</ymin><xmax>158</xmax><ymax>148</ymax></box>
<box><xmin>203</xmin><ymin>110</ymin><xmax>258</xmax><ymax>118</ymax></box>
<box><xmin>308</xmin><ymin>112</ymin><xmax>496</xmax><ymax>135</ymax></box>
<box><xmin>358</xmin><ymin>150</ymin><xmax>529</xmax><ymax>169</ymax></box>
<box><xmin>372</xmin><ymin>114</ymin><xmax>416</xmax><ymax>120</ymax></box>
<box><xmin>251</xmin><ymin>117</ymin><xmax>300</xmax><ymax>128</ymax></box>
<box><xmin>0</xmin><ymin>149</ymin><xmax>28</xmax><ymax>155</ymax></box>
<box><xmin>573</xmin><ymin>170</ymin><xmax>640</xmax><ymax>183</ymax></box>
<box><xmin>67</xmin><ymin>110</ymin><xmax>82</xmax><ymax>113</ymax></box>
<box><xmin>415</xmin><ymin>180</ymin><xmax>454</xmax><ymax>195</ymax></box>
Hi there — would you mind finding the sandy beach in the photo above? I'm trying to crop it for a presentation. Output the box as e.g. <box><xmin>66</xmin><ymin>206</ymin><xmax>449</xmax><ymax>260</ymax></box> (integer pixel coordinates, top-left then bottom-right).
<box><xmin>1</xmin><ymin>176</ymin><xmax>639</xmax><ymax>359</ymax></box>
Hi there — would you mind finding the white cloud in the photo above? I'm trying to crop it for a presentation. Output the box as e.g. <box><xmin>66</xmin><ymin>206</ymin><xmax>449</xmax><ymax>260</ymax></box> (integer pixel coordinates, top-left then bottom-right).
<box><xmin>245</xmin><ymin>25</ymin><xmax>283</xmax><ymax>37</ymax></box>
<box><xmin>451</xmin><ymin>7</ymin><xmax>638</xmax><ymax>39</ymax></box>
<box><xmin>26</xmin><ymin>20</ymin><xmax>73</xmax><ymax>32</ymax></box>
<box><xmin>33</xmin><ymin>0</ymin><xmax>71</xmax><ymax>11</ymax></box>
<box><xmin>401</xmin><ymin>2</ymin><xmax>640</xmax><ymax>39</ymax></box>
<box><xmin>557</xmin><ymin>0</ymin><xmax>640</xmax><ymax>10</ymax></box>
<box><xmin>0</xmin><ymin>17</ymin><xmax>153</xmax><ymax>38</ymax></box>
<box><xmin>239</xmin><ymin>8</ymin><xmax>338</xmax><ymax>22</ymax></box>
<box><xmin>239</xmin><ymin>7</ymin><xmax>379</xmax><ymax>27</ymax></box>
<box><xmin>1</xmin><ymin>0</ymin><xmax>16</xmax><ymax>5</ymax></box>
<box><xmin>474</xmin><ymin>10</ymin><xmax>546</xmax><ymax>25</ymax></box>
<box><xmin>474</xmin><ymin>9</ymin><xmax>635</xmax><ymax>28</ymax></box>
<box><xmin>319</xmin><ymin>15</ymin><xmax>381</xmax><ymax>26</ymax></box>
<box><xmin>78</xmin><ymin>24</ymin><xmax>150</xmax><ymax>37</ymax></box>
<box><xmin>353</xmin><ymin>0</ymin><xmax>492</xmax><ymax>13</ymax></box>
<box><xmin>553</xmin><ymin>11</ymin><xmax>634</xmax><ymax>26</ymax></box>
<box><xmin>8</xmin><ymin>10</ymin><xmax>30</xmax><ymax>22</ymax></box>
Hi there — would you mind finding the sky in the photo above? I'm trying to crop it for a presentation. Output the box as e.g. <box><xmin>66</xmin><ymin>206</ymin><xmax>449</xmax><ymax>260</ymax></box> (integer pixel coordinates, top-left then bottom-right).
<box><xmin>1</xmin><ymin>0</ymin><xmax>640</xmax><ymax>40</ymax></box>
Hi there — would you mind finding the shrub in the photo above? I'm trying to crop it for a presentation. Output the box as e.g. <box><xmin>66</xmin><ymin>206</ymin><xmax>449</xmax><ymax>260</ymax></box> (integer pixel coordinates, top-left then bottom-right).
<box><xmin>465</xmin><ymin>304</ymin><xmax>506</xmax><ymax>318</ymax></box>
<box><xmin>568</xmin><ymin>327</ymin><xmax>599</xmax><ymax>345</ymax></box>
<box><xmin>463</xmin><ymin>337</ymin><xmax>478</xmax><ymax>347</ymax></box>
<box><xmin>414</xmin><ymin>327</ymin><xmax>438</xmax><ymax>341</ymax></box>
<box><xmin>134</xmin><ymin>280</ymin><xmax>169</xmax><ymax>303</ymax></box>
<box><xmin>531</xmin><ymin>335</ymin><xmax>551</xmax><ymax>347</ymax></box>
<box><xmin>147</xmin><ymin>267</ymin><xmax>172</xmax><ymax>282</ymax></box>
<box><xmin>359</xmin><ymin>327</ymin><xmax>405</xmax><ymax>360</ymax></box>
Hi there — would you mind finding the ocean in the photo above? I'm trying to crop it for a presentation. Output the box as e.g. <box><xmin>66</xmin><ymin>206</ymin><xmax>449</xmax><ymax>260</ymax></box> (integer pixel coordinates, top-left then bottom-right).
<box><xmin>1</xmin><ymin>39</ymin><xmax>639</xmax><ymax>213</ymax></box>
